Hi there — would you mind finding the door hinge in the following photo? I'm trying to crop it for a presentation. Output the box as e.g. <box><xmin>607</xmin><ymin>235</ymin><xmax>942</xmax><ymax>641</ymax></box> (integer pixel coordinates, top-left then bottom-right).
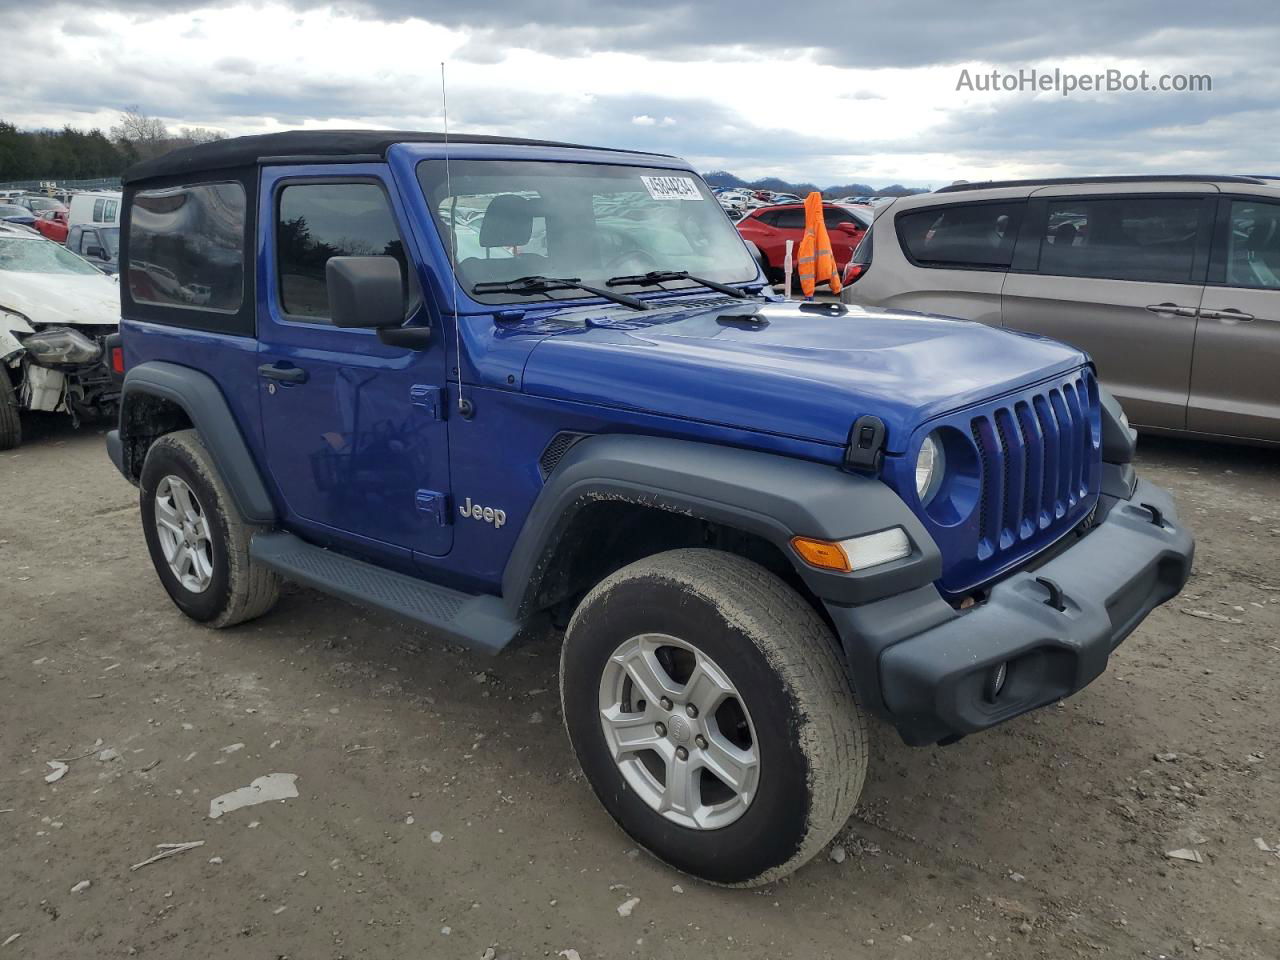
<box><xmin>410</xmin><ymin>384</ymin><xmax>445</xmax><ymax>420</ymax></box>
<box><xmin>415</xmin><ymin>490</ymin><xmax>452</xmax><ymax>526</ymax></box>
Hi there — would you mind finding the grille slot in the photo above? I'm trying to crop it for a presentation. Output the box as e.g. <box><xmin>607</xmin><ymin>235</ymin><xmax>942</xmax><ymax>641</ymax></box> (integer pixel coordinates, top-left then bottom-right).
<box><xmin>966</xmin><ymin>371</ymin><xmax>1099</xmax><ymax>568</ymax></box>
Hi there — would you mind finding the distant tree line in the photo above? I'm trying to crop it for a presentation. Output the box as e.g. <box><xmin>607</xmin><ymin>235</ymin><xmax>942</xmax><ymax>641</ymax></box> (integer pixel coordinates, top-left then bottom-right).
<box><xmin>0</xmin><ymin>107</ymin><xmax>226</xmax><ymax>182</ymax></box>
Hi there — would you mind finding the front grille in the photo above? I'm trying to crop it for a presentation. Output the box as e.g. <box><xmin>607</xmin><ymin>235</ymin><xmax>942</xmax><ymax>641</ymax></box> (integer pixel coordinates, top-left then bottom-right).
<box><xmin>969</xmin><ymin>370</ymin><xmax>1099</xmax><ymax>563</ymax></box>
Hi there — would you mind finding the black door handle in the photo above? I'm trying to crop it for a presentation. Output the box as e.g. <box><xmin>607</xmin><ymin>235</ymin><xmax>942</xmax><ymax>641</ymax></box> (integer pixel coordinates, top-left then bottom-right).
<box><xmin>258</xmin><ymin>363</ymin><xmax>308</xmax><ymax>384</ymax></box>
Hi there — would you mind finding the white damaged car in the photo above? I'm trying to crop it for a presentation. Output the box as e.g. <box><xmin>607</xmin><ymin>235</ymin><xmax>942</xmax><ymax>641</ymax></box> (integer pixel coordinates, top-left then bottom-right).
<box><xmin>0</xmin><ymin>230</ymin><xmax>121</xmax><ymax>449</ymax></box>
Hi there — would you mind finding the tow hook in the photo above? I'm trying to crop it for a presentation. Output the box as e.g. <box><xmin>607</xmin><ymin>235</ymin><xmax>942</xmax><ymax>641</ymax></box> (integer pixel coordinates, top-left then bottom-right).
<box><xmin>1036</xmin><ymin>576</ymin><xmax>1067</xmax><ymax>612</ymax></box>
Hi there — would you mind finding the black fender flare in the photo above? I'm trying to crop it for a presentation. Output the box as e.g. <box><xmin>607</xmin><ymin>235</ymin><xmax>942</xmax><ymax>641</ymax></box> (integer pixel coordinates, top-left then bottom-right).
<box><xmin>502</xmin><ymin>434</ymin><xmax>941</xmax><ymax>616</ymax></box>
<box><xmin>116</xmin><ymin>361</ymin><xmax>276</xmax><ymax>524</ymax></box>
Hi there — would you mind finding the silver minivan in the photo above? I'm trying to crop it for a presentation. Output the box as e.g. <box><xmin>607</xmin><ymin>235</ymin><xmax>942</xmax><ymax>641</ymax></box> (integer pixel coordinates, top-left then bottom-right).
<box><xmin>841</xmin><ymin>176</ymin><xmax>1280</xmax><ymax>445</ymax></box>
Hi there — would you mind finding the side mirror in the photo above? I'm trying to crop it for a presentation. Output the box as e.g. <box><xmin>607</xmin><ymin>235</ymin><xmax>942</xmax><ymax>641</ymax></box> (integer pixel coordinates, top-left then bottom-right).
<box><xmin>326</xmin><ymin>255</ymin><xmax>431</xmax><ymax>349</ymax></box>
<box><xmin>85</xmin><ymin>245</ymin><xmax>104</xmax><ymax>260</ymax></box>
<box><xmin>326</xmin><ymin>256</ymin><xmax>407</xmax><ymax>329</ymax></box>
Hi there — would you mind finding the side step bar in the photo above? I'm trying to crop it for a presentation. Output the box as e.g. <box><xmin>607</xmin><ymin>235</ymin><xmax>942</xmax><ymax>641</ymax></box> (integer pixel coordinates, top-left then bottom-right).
<box><xmin>250</xmin><ymin>532</ymin><xmax>520</xmax><ymax>655</ymax></box>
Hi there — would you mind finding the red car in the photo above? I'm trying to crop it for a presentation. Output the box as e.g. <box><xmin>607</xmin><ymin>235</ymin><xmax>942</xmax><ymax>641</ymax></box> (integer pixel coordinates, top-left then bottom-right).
<box><xmin>736</xmin><ymin>202</ymin><xmax>871</xmax><ymax>289</ymax></box>
<box><xmin>33</xmin><ymin>210</ymin><xmax>69</xmax><ymax>244</ymax></box>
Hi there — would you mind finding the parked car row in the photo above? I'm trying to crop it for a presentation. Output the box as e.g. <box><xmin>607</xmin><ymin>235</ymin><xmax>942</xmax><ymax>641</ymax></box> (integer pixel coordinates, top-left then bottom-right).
<box><xmin>840</xmin><ymin>175</ymin><xmax>1280</xmax><ymax>445</ymax></box>
<box><xmin>0</xmin><ymin>189</ymin><xmax>122</xmax><ymax>271</ymax></box>
<box><xmin>712</xmin><ymin>187</ymin><xmax>805</xmax><ymax>219</ymax></box>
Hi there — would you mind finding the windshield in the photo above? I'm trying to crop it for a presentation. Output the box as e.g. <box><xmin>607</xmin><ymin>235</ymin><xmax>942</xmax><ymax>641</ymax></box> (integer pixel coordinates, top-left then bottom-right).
<box><xmin>98</xmin><ymin>227</ymin><xmax>121</xmax><ymax>259</ymax></box>
<box><xmin>0</xmin><ymin>237</ymin><xmax>105</xmax><ymax>275</ymax></box>
<box><xmin>0</xmin><ymin>204</ymin><xmax>32</xmax><ymax>218</ymax></box>
<box><xmin>417</xmin><ymin>160</ymin><xmax>757</xmax><ymax>304</ymax></box>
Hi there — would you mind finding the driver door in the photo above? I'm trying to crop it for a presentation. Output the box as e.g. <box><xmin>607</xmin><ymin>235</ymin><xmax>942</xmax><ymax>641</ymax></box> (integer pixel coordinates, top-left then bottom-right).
<box><xmin>255</xmin><ymin>165</ymin><xmax>453</xmax><ymax>562</ymax></box>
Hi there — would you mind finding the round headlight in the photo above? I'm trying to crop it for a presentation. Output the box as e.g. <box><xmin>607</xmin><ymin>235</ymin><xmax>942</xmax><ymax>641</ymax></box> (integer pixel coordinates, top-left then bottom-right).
<box><xmin>915</xmin><ymin>433</ymin><xmax>945</xmax><ymax>505</ymax></box>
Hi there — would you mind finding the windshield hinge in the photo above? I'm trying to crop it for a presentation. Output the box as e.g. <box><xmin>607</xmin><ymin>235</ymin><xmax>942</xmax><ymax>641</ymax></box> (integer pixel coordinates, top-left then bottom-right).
<box><xmin>410</xmin><ymin>384</ymin><xmax>445</xmax><ymax>420</ymax></box>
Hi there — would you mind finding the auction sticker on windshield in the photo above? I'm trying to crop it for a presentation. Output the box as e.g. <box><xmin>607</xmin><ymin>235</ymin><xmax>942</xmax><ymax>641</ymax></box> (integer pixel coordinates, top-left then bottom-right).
<box><xmin>640</xmin><ymin>175</ymin><xmax>703</xmax><ymax>201</ymax></box>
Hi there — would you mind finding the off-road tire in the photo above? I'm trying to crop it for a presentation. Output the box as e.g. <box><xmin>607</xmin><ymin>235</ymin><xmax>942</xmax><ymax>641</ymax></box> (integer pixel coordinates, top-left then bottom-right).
<box><xmin>0</xmin><ymin>369</ymin><xmax>21</xmax><ymax>451</ymax></box>
<box><xmin>139</xmin><ymin>429</ymin><xmax>279</xmax><ymax>627</ymax></box>
<box><xmin>560</xmin><ymin>548</ymin><xmax>868</xmax><ymax>886</ymax></box>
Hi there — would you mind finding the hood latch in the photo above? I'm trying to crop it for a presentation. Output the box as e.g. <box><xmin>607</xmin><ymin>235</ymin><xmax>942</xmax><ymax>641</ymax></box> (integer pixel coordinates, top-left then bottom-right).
<box><xmin>843</xmin><ymin>415</ymin><xmax>886</xmax><ymax>473</ymax></box>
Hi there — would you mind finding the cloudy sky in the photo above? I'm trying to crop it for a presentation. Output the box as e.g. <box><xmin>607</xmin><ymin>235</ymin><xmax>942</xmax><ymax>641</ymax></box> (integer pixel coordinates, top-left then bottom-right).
<box><xmin>1</xmin><ymin>0</ymin><xmax>1276</xmax><ymax>186</ymax></box>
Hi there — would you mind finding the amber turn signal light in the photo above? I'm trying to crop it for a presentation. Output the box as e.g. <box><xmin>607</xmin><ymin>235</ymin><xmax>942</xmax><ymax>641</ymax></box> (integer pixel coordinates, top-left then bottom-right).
<box><xmin>790</xmin><ymin>536</ymin><xmax>852</xmax><ymax>573</ymax></box>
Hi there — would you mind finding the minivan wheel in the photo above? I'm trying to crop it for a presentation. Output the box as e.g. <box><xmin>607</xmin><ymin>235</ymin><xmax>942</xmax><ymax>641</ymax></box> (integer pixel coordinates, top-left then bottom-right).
<box><xmin>560</xmin><ymin>548</ymin><xmax>868</xmax><ymax>886</ymax></box>
<box><xmin>139</xmin><ymin>429</ymin><xmax>279</xmax><ymax>627</ymax></box>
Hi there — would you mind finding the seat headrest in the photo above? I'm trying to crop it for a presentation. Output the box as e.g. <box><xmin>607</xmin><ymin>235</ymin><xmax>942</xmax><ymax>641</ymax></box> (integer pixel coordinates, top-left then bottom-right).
<box><xmin>479</xmin><ymin>194</ymin><xmax>535</xmax><ymax>248</ymax></box>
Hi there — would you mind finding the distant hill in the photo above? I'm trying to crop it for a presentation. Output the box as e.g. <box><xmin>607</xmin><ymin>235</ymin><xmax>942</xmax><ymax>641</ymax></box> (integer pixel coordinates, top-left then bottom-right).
<box><xmin>703</xmin><ymin>170</ymin><xmax>928</xmax><ymax>198</ymax></box>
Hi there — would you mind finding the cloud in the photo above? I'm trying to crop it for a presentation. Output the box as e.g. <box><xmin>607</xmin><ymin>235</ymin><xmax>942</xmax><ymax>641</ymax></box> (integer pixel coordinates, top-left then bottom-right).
<box><xmin>13</xmin><ymin>0</ymin><xmax>1274</xmax><ymax>69</ymax></box>
<box><xmin>0</xmin><ymin>0</ymin><xmax>1275</xmax><ymax>186</ymax></box>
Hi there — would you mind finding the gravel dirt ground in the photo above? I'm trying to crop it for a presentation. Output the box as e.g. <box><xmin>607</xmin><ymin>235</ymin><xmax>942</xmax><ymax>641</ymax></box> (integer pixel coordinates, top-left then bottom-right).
<box><xmin>1</xmin><ymin>416</ymin><xmax>1277</xmax><ymax>960</ymax></box>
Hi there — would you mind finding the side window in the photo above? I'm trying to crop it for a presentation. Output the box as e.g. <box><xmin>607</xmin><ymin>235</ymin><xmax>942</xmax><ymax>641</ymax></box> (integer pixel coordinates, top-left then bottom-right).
<box><xmin>92</xmin><ymin>198</ymin><xmax>105</xmax><ymax>223</ymax></box>
<box><xmin>277</xmin><ymin>182</ymin><xmax>407</xmax><ymax>322</ymax></box>
<box><xmin>773</xmin><ymin>208</ymin><xmax>807</xmax><ymax>229</ymax></box>
<box><xmin>1038</xmin><ymin>196</ymin><xmax>1201</xmax><ymax>283</ymax></box>
<box><xmin>823</xmin><ymin>208</ymin><xmax>856</xmax><ymax>229</ymax></box>
<box><xmin>67</xmin><ymin>225</ymin><xmax>83</xmax><ymax>251</ymax></box>
<box><xmin>128</xmin><ymin>182</ymin><xmax>246</xmax><ymax>312</ymax></box>
<box><xmin>897</xmin><ymin>201</ymin><xmax>1024</xmax><ymax>269</ymax></box>
<box><xmin>105</xmin><ymin>200</ymin><xmax>118</xmax><ymax>222</ymax></box>
<box><xmin>1225</xmin><ymin>199</ymin><xmax>1280</xmax><ymax>289</ymax></box>
<box><xmin>753</xmin><ymin>210</ymin><xmax>778</xmax><ymax>227</ymax></box>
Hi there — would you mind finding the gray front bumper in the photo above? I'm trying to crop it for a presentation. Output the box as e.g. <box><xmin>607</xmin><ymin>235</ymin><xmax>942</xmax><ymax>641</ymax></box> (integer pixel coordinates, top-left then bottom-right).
<box><xmin>828</xmin><ymin>477</ymin><xmax>1194</xmax><ymax>745</ymax></box>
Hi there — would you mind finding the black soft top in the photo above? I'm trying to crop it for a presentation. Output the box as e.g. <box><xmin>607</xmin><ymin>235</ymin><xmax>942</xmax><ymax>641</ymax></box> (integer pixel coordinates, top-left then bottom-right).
<box><xmin>122</xmin><ymin>129</ymin><xmax>669</xmax><ymax>185</ymax></box>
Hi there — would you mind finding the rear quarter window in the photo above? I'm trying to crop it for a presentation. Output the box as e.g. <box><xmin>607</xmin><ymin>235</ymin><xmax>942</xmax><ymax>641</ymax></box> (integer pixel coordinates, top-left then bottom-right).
<box><xmin>127</xmin><ymin>182</ymin><xmax>246</xmax><ymax>313</ymax></box>
<box><xmin>897</xmin><ymin>201</ymin><xmax>1024</xmax><ymax>269</ymax></box>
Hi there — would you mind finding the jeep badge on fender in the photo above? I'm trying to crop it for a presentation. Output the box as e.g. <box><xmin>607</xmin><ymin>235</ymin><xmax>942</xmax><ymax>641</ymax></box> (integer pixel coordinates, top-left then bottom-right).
<box><xmin>107</xmin><ymin>130</ymin><xmax>1193</xmax><ymax>888</ymax></box>
<box><xmin>459</xmin><ymin>497</ymin><xmax>506</xmax><ymax>528</ymax></box>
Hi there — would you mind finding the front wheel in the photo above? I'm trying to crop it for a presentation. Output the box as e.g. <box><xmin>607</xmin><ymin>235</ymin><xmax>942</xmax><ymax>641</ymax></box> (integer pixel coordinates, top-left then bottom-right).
<box><xmin>560</xmin><ymin>548</ymin><xmax>868</xmax><ymax>886</ymax></box>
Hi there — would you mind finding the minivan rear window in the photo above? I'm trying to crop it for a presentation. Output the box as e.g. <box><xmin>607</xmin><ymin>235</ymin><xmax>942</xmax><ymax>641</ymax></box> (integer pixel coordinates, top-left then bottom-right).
<box><xmin>897</xmin><ymin>201</ymin><xmax>1024</xmax><ymax>269</ymax></box>
<box><xmin>128</xmin><ymin>182</ymin><xmax>246</xmax><ymax>313</ymax></box>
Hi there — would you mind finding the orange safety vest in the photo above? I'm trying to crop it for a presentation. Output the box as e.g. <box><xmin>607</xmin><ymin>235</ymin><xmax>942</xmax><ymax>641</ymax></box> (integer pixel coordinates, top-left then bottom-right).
<box><xmin>797</xmin><ymin>192</ymin><xmax>843</xmax><ymax>298</ymax></box>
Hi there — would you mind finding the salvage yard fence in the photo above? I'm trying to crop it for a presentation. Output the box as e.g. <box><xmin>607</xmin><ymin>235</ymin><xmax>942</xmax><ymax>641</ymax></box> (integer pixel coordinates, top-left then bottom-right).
<box><xmin>0</xmin><ymin>177</ymin><xmax>122</xmax><ymax>193</ymax></box>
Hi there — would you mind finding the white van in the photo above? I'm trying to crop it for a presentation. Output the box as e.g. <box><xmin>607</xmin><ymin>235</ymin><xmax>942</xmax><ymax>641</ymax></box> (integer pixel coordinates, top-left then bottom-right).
<box><xmin>68</xmin><ymin>191</ymin><xmax>123</xmax><ymax>228</ymax></box>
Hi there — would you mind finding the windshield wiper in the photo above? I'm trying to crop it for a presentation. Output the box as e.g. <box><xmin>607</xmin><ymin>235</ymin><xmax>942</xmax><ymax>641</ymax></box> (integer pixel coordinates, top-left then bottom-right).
<box><xmin>605</xmin><ymin>270</ymin><xmax>750</xmax><ymax>299</ymax></box>
<box><xmin>471</xmin><ymin>275</ymin><xmax>648</xmax><ymax>311</ymax></box>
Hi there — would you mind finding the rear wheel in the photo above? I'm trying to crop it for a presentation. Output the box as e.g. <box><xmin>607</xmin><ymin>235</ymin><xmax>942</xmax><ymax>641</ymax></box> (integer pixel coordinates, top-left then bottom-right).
<box><xmin>139</xmin><ymin>429</ymin><xmax>279</xmax><ymax>627</ymax></box>
<box><xmin>560</xmin><ymin>548</ymin><xmax>868</xmax><ymax>886</ymax></box>
<box><xmin>0</xmin><ymin>370</ymin><xmax>21</xmax><ymax>451</ymax></box>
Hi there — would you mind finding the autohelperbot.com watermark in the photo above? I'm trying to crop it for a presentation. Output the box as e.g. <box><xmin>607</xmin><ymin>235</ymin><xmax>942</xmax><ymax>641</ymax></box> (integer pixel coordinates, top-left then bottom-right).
<box><xmin>956</xmin><ymin>67</ymin><xmax>1212</xmax><ymax>96</ymax></box>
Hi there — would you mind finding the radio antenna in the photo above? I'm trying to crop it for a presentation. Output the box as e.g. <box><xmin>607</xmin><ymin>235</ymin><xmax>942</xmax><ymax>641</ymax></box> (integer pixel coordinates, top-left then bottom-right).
<box><xmin>441</xmin><ymin>61</ymin><xmax>470</xmax><ymax>418</ymax></box>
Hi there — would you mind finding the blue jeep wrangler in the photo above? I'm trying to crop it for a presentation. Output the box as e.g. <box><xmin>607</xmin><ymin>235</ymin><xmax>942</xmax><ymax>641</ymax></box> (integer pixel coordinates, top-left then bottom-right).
<box><xmin>107</xmin><ymin>131</ymin><xmax>1193</xmax><ymax>886</ymax></box>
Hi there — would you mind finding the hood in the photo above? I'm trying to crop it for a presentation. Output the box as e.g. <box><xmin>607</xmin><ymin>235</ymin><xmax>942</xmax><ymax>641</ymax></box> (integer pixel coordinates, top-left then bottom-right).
<box><xmin>0</xmin><ymin>270</ymin><xmax>120</xmax><ymax>329</ymax></box>
<box><xmin>521</xmin><ymin>300</ymin><xmax>1088</xmax><ymax>453</ymax></box>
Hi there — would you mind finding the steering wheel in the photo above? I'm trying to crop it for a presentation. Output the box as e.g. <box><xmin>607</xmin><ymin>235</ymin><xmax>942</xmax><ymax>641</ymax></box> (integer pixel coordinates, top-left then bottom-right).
<box><xmin>603</xmin><ymin>249</ymin><xmax>661</xmax><ymax>275</ymax></box>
